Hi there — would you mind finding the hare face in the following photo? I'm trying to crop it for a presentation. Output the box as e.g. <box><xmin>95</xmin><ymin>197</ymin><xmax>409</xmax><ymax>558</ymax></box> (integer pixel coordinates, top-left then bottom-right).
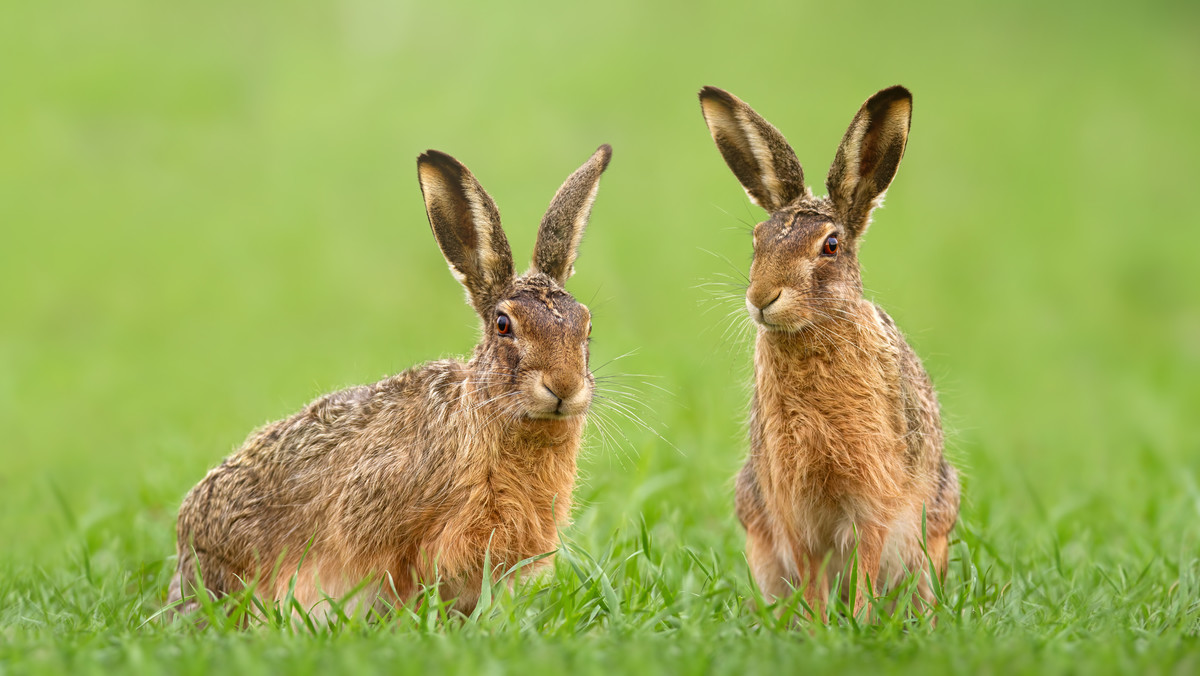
<box><xmin>417</xmin><ymin>144</ymin><xmax>611</xmax><ymax>420</ymax></box>
<box><xmin>486</xmin><ymin>276</ymin><xmax>594</xmax><ymax>420</ymax></box>
<box><xmin>745</xmin><ymin>206</ymin><xmax>861</xmax><ymax>333</ymax></box>
<box><xmin>698</xmin><ymin>85</ymin><xmax>911</xmax><ymax>336</ymax></box>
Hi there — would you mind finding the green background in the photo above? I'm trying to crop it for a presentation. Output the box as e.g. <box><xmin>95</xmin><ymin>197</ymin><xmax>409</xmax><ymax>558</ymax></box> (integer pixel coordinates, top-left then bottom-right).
<box><xmin>2</xmin><ymin>0</ymin><xmax>1198</xmax><ymax>672</ymax></box>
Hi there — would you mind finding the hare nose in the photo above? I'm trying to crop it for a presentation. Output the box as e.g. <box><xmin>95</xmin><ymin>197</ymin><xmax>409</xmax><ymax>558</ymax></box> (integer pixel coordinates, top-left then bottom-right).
<box><xmin>542</xmin><ymin>375</ymin><xmax>582</xmax><ymax>404</ymax></box>
<box><xmin>748</xmin><ymin>287</ymin><xmax>782</xmax><ymax>311</ymax></box>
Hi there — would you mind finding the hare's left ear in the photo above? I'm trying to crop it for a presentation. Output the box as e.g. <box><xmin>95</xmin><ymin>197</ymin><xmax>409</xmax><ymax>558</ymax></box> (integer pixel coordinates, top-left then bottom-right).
<box><xmin>531</xmin><ymin>144</ymin><xmax>612</xmax><ymax>285</ymax></box>
<box><xmin>826</xmin><ymin>86</ymin><xmax>912</xmax><ymax>238</ymax></box>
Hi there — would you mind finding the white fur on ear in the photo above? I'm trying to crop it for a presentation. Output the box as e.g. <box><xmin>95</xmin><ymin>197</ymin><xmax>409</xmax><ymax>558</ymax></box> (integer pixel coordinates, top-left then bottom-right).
<box><xmin>464</xmin><ymin>186</ymin><xmax>505</xmax><ymax>286</ymax></box>
<box><xmin>735</xmin><ymin>105</ymin><xmax>784</xmax><ymax>209</ymax></box>
<box><xmin>830</xmin><ymin>115</ymin><xmax>870</xmax><ymax>207</ymax></box>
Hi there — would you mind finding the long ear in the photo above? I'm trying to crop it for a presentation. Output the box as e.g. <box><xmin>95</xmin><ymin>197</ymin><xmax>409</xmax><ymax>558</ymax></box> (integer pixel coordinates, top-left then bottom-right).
<box><xmin>417</xmin><ymin>150</ymin><xmax>514</xmax><ymax>313</ymax></box>
<box><xmin>698</xmin><ymin>86</ymin><xmax>807</xmax><ymax>212</ymax></box>
<box><xmin>825</xmin><ymin>86</ymin><xmax>912</xmax><ymax>237</ymax></box>
<box><xmin>531</xmin><ymin>144</ymin><xmax>612</xmax><ymax>285</ymax></box>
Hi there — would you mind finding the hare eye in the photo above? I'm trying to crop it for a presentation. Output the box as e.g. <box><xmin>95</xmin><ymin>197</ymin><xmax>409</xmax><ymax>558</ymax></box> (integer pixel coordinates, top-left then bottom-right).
<box><xmin>822</xmin><ymin>236</ymin><xmax>839</xmax><ymax>257</ymax></box>
<box><xmin>496</xmin><ymin>314</ymin><xmax>512</xmax><ymax>335</ymax></box>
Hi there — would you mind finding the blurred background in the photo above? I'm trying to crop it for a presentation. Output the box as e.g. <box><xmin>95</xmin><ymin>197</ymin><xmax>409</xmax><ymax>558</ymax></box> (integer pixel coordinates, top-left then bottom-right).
<box><xmin>1</xmin><ymin>0</ymin><xmax>1197</xmax><ymax>576</ymax></box>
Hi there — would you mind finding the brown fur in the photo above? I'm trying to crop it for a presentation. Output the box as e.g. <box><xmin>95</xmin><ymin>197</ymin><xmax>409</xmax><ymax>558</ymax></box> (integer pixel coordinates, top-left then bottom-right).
<box><xmin>700</xmin><ymin>86</ymin><xmax>959</xmax><ymax>619</ymax></box>
<box><xmin>168</xmin><ymin>145</ymin><xmax>613</xmax><ymax>619</ymax></box>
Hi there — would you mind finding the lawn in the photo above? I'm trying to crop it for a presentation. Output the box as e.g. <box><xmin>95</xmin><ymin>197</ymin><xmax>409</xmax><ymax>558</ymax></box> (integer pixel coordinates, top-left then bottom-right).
<box><xmin>2</xmin><ymin>0</ymin><xmax>1198</xmax><ymax>673</ymax></box>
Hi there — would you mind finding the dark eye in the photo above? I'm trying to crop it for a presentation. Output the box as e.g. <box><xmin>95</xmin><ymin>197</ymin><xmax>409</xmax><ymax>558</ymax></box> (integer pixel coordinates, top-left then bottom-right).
<box><xmin>822</xmin><ymin>235</ymin><xmax>839</xmax><ymax>256</ymax></box>
<box><xmin>496</xmin><ymin>313</ymin><xmax>512</xmax><ymax>335</ymax></box>
<box><xmin>587</xmin><ymin>322</ymin><xmax>592</xmax><ymax>337</ymax></box>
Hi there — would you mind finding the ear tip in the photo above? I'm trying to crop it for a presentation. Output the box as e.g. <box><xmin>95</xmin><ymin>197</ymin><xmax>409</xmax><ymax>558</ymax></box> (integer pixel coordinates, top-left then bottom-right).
<box><xmin>594</xmin><ymin>143</ymin><xmax>613</xmax><ymax>168</ymax></box>
<box><xmin>699</xmin><ymin>85</ymin><xmax>736</xmax><ymax>105</ymax></box>
<box><xmin>863</xmin><ymin>86</ymin><xmax>913</xmax><ymax>123</ymax></box>
<box><xmin>876</xmin><ymin>85</ymin><xmax>913</xmax><ymax>105</ymax></box>
<box><xmin>417</xmin><ymin>150</ymin><xmax>469</xmax><ymax>184</ymax></box>
<box><xmin>417</xmin><ymin>149</ymin><xmax>462</xmax><ymax>170</ymax></box>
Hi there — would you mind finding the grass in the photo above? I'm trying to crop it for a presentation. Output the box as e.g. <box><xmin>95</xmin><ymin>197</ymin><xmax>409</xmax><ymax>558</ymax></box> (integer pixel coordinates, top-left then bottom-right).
<box><xmin>2</xmin><ymin>0</ymin><xmax>1199</xmax><ymax>673</ymax></box>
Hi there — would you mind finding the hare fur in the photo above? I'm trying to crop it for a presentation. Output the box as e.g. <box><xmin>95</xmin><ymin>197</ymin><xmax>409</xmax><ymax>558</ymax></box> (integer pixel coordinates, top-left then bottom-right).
<box><xmin>699</xmin><ymin>86</ymin><xmax>959</xmax><ymax>618</ymax></box>
<box><xmin>168</xmin><ymin>145</ymin><xmax>613</xmax><ymax>619</ymax></box>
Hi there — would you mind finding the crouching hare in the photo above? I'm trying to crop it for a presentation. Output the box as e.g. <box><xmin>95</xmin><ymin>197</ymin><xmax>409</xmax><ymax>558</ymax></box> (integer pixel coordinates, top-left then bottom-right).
<box><xmin>698</xmin><ymin>86</ymin><xmax>959</xmax><ymax>619</ymax></box>
<box><xmin>169</xmin><ymin>145</ymin><xmax>613</xmax><ymax>619</ymax></box>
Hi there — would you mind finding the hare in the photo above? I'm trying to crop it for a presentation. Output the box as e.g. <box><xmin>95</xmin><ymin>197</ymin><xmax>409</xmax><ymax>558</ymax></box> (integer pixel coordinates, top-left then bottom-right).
<box><xmin>168</xmin><ymin>144</ymin><xmax>613</xmax><ymax>619</ymax></box>
<box><xmin>698</xmin><ymin>86</ymin><xmax>959</xmax><ymax>619</ymax></box>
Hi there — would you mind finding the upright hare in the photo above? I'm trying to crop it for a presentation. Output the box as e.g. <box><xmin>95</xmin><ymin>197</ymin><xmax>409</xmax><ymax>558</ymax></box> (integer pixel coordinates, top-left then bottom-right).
<box><xmin>699</xmin><ymin>86</ymin><xmax>958</xmax><ymax>618</ymax></box>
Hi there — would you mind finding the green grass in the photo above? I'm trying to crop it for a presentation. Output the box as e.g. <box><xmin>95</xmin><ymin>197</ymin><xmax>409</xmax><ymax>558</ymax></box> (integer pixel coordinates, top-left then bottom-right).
<box><xmin>2</xmin><ymin>0</ymin><xmax>1199</xmax><ymax>673</ymax></box>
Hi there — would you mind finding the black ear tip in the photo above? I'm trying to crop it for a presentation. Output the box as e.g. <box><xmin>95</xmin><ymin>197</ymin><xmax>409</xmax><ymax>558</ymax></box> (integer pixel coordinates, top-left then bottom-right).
<box><xmin>699</xmin><ymin>85</ymin><xmax>736</xmax><ymax>105</ymax></box>
<box><xmin>418</xmin><ymin>149</ymin><xmax>455</xmax><ymax>164</ymax></box>
<box><xmin>876</xmin><ymin>85</ymin><xmax>913</xmax><ymax>104</ymax></box>
<box><xmin>864</xmin><ymin>86</ymin><xmax>913</xmax><ymax>119</ymax></box>
<box><xmin>417</xmin><ymin>150</ymin><xmax>466</xmax><ymax>178</ymax></box>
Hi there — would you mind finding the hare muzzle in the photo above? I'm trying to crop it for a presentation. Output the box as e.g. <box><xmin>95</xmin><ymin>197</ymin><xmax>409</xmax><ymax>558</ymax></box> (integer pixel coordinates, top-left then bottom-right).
<box><xmin>533</xmin><ymin>372</ymin><xmax>591</xmax><ymax>418</ymax></box>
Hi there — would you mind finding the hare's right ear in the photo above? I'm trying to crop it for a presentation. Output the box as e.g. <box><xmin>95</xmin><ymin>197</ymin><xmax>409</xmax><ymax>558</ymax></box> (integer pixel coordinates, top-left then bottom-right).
<box><xmin>418</xmin><ymin>151</ymin><xmax>515</xmax><ymax>313</ymax></box>
<box><xmin>699</xmin><ymin>86</ymin><xmax>807</xmax><ymax>212</ymax></box>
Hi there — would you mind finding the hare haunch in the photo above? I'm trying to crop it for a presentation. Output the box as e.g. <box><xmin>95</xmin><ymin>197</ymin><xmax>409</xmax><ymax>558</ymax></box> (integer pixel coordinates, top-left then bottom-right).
<box><xmin>169</xmin><ymin>145</ymin><xmax>613</xmax><ymax>618</ymax></box>
<box><xmin>699</xmin><ymin>86</ymin><xmax>959</xmax><ymax>617</ymax></box>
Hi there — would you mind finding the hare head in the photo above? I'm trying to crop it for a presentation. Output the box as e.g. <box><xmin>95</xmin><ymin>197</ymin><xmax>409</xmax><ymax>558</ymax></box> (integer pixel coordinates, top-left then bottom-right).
<box><xmin>699</xmin><ymin>86</ymin><xmax>912</xmax><ymax>333</ymax></box>
<box><xmin>417</xmin><ymin>145</ymin><xmax>611</xmax><ymax>420</ymax></box>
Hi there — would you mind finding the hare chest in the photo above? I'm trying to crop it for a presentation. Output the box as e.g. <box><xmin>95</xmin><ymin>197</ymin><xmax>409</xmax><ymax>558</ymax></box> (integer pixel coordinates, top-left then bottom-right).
<box><xmin>754</xmin><ymin>334</ymin><xmax>909</xmax><ymax>554</ymax></box>
<box><xmin>422</xmin><ymin>446</ymin><xmax>577</xmax><ymax>599</ymax></box>
<box><xmin>441</xmin><ymin>471</ymin><xmax>565</xmax><ymax>567</ymax></box>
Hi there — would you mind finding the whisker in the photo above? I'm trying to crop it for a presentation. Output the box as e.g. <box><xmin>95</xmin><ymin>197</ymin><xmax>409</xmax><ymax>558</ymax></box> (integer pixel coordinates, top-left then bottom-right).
<box><xmin>711</xmin><ymin>202</ymin><xmax>756</xmax><ymax>231</ymax></box>
<box><xmin>593</xmin><ymin>372</ymin><xmax>673</xmax><ymax>394</ymax></box>
<box><xmin>697</xmin><ymin>247</ymin><xmax>751</xmax><ymax>286</ymax></box>
<box><xmin>589</xmin><ymin>349</ymin><xmax>641</xmax><ymax>375</ymax></box>
<box><xmin>585</xmin><ymin>405</ymin><xmax>635</xmax><ymax>470</ymax></box>
<box><xmin>592</xmin><ymin>395</ymin><xmax>682</xmax><ymax>457</ymax></box>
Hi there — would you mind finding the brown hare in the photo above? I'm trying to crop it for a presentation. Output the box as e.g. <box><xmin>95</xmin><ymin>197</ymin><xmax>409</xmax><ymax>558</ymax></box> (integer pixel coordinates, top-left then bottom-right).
<box><xmin>168</xmin><ymin>144</ymin><xmax>613</xmax><ymax>619</ymax></box>
<box><xmin>698</xmin><ymin>86</ymin><xmax>959</xmax><ymax>620</ymax></box>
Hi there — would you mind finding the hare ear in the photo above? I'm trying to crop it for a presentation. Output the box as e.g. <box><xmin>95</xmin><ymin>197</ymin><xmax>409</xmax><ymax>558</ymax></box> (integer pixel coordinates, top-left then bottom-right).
<box><xmin>699</xmin><ymin>86</ymin><xmax>807</xmax><ymax>212</ymax></box>
<box><xmin>417</xmin><ymin>151</ymin><xmax>514</xmax><ymax>313</ymax></box>
<box><xmin>532</xmin><ymin>144</ymin><xmax>612</xmax><ymax>285</ymax></box>
<box><xmin>826</xmin><ymin>86</ymin><xmax>912</xmax><ymax>238</ymax></box>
